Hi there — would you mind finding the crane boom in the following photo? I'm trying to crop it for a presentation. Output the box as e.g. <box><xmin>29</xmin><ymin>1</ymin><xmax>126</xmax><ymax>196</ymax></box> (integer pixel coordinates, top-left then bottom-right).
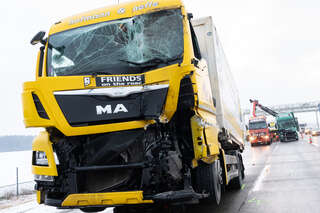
<box><xmin>249</xmin><ymin>99</ymin><xmax>278</xmax><ymax>117</ymax></box>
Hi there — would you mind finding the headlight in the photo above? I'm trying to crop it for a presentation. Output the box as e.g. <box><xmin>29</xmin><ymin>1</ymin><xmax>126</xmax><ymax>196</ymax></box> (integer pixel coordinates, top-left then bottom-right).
<box><xmin>249</xmin><ymin>136</ymin><xmax>256</xmax><ymax>141</ymax></box>
<box><xmin>33</xmin><ymin>151</ymin><xmax>59</xmax><ymax>166</ymax></box>
<box><xmin>34</xmin><ymin>151</ymin><xmax>48</xmax><ymax>166</ymax></box>
<box><xmin>34</xmin><ymin>174</ymin><xmax>54</xmax><ymax>182</ymax></box>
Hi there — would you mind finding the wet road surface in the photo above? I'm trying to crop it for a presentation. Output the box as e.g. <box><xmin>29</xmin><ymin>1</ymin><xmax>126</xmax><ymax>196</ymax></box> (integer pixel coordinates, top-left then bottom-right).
<box><xmin>188</xmin><ymin>135</ymin><xmax>320</xmax><ymax>213</ymax></box>
<box><xmin>2</xmin><ymin>136</ymin><xmax>320</xmax><ymax>213</ymax></box>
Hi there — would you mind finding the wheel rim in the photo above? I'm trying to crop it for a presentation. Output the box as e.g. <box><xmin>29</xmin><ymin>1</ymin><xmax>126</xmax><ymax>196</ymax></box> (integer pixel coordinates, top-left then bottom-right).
<box><xmin>214</xmin><ymin>161</ymin><xmax>222</xmax><ymax>203</ymax></box>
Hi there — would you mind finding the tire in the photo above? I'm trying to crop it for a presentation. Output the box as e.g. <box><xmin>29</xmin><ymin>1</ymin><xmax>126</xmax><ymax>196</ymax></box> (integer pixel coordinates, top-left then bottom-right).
<box><xmin>114</xmin><ymin>207</ymin><xmax>128</xmax><ymax>213</ymax></box>
<box><xmin>80</xmin><ymin>207</ymin><xmax>106</xmax><ymax>212</ymax></box>
<box><xmin>228</xmin><ymin>153</ymin><xmax>244</xmax><ymax>189</ymax></box>
<box><xmin>195</xmin><ymin>160</ymin><xmax>223</xmax><ymax>205</ymax></box>
<box><xmin>114</xmin><ymin>206</ymin><xmax>137</xmax><ymax>213</ymax></box>
<box><xmin>114</xmin><ymin>205</ymin><xmax>168</xmax><ymax>213</ymax></box>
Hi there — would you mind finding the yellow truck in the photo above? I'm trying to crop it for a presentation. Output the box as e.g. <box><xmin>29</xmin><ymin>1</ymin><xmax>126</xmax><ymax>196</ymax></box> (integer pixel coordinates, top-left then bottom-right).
<box><xmin>22</xmin><ymin>0</ymin><xmax>245</xmax><ymax>212</ymax></box>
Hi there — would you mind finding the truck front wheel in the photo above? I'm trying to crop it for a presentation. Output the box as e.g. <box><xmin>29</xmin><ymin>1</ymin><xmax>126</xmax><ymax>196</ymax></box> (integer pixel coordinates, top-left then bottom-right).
<box><xmin>80</xmin><ymin>207</ymin><xmax>106</xmax><ymax>212</ymax></box>
<box><xmin>195</xmin><ymin>160</ymin><xmax>223</xmax><ymax>205</ymax></box>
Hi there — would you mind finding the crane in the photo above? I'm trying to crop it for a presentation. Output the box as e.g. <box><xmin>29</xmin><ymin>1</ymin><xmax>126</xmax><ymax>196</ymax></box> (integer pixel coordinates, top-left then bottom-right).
<box><xmin>249</xmin><ymin>99</ymin><xmax>278</xmax><ymax>117</ymax></box>
<box><xmin>249</xmin><ymin>99</ymin><xmax>299</xmax><ymax>142</ymax></box>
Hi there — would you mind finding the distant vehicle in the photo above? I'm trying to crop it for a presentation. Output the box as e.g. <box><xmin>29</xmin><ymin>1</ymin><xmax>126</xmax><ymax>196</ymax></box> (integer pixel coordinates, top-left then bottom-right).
<box><xmin>305</xmin><ymin>128</ymin><xmax>312</xmax><ymax>135</ymax></box>
<box><xmin>311</xmin><ymin>129</ymin><xmax>320</xmax><ymax>136</ymax></box>
<box><xmin>299</xmin><ymin>123</ymin><xmax>307</xmax><ymax>133</ymax></box>
<box><xmin>248</xmin><ymin>116</ymin><xmax>272</xmax><ymax>146</ymax></box>
<box><xmin>276</xmin><ymin>113</ymin><xmax>300</xmax><ymax>141</ymax></box>
<box><xmin>249</xmin><ymin>100</ymin><xmax>299</xmax><ymax>142</ymax></box>
<box><xmin>269</xmin><ymin>122</ymin><xmax>279</xmax><ymax>141</ymax></box>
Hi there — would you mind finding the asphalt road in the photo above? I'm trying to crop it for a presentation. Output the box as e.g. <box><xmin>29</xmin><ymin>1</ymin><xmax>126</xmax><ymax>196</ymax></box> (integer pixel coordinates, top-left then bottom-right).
<box><xmin>2</xmin><ymin>135</ymin><xmax>320</xmax><ymax>213</ymax></box>
<box><xmin>188</xmin><ymin>135</ymin><xmax>320</xmax><ymax>213</ymax></box>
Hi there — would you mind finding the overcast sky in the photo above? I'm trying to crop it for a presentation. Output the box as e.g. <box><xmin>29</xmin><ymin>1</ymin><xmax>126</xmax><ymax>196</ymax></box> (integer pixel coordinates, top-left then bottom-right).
<box><xmin>0</xmin><ymin>0</ymin><xmax>319</xmax><ymax>135</ymax></box>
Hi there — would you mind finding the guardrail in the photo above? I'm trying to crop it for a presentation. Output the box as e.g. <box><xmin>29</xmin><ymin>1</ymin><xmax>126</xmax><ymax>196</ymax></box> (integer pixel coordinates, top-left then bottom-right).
<box><xmin>0</xmin><ymin>167</ymin><xmax>34</xmax><ymax>199</ymax></box>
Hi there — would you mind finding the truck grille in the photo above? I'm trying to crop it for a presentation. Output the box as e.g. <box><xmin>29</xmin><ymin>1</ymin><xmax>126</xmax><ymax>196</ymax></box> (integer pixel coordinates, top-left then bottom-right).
<box><xmin>54</xmin><ymin>87</ymin><xmax>168</xmax><ymax>126</ymax></box>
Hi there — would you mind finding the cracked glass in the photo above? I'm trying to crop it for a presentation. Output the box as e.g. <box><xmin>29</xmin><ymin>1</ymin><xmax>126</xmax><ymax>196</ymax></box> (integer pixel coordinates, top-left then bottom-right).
<box><xmin>46</xmin><ymin>9</ymin><xmax>184</xmax><ymax>76</ymax></box>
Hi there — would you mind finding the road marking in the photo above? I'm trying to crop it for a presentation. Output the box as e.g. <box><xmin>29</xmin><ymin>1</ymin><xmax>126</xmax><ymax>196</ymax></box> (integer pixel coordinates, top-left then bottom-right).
<box><xmin>251</xmin><ymin>164</ymin><xmax>271</xmax><ymax>192</ymax></box>
<box><xmin>248</xmin><ymin>198</ymin><xmax>262</xmax><ymax>206</ymax></box>
<box><xmin>249</xmin><ymin>143</ymin><xmax>277</xmax><ymax>193</ymax></box>
<box><xmin>241</xmin><ymin>184</ymin><xmax>246</xmax><ymax>190</ymax></box>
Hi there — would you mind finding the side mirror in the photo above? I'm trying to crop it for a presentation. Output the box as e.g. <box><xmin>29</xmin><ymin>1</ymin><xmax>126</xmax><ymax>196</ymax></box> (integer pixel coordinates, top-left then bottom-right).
<box><xmin>31</xmin><ymin>31</ymin><xmax>46</xmax><ymax>45</ymax></box>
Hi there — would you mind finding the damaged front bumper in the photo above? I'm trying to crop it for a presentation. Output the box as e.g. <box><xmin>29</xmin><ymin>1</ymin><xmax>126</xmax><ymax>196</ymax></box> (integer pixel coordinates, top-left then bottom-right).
<box><xmin>37</xmin><ymin>191</ymin><xmax>153</xmax><ymax>207</ymax></box>
<box><xmin>37</xmin><ymin>189</ymin><xmax>207</xmax><ymax>208</ymax></box>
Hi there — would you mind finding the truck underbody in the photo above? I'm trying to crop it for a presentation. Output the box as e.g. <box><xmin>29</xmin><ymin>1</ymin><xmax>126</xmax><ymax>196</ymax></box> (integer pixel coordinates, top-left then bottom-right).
<box><xmin>279</xmin><ymin>129</ymin><xmax>299</xmax><ymax>142</ymax></box>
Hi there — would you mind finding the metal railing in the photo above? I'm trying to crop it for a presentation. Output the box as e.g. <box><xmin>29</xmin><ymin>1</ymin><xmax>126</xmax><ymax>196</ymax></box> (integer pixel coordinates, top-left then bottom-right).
<box><xmin>0</xmin><ymin>167</ymin><xmax>34</xmax><ymax>199</ymax></box>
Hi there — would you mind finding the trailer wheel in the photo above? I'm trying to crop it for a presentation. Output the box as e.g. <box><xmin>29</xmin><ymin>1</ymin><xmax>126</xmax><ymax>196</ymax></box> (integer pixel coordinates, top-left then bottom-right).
<box><xmin>228</xmin><ymin>154</ymin><xmax>244</xmax><ymax>189</ymax></box>
<box><xmin>80</xmin><ymin>207</ymin><xmax>106</xmax><ymax>212</ymax></box>
<box><xmin>196</xmin><ymin>160</ymin><xmax>222</xmax><ymax>205</ymax></box>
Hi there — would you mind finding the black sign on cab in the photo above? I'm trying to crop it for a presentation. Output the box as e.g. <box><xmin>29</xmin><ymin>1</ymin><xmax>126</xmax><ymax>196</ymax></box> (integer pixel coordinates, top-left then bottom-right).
<box><xmin>96</xmin><ymin>75</ymin><xmax>145</xmax><ymax>87</ymax></box>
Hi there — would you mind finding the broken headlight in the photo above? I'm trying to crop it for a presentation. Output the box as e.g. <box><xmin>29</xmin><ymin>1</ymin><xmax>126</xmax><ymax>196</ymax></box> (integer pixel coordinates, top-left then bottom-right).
<box><xmin>34</xmin><ymin>151</ymin><xmax>48</xmax><ymax>166</ymax></box>
<box><xmin>34</xmin><ymin>174</ymin><xmax>54</xmax><ymax>182</ymax></box>
<box><xmin>33</xmin><ymin>151</ymin><xmax>60</xmax><ymax>166</ymax></box>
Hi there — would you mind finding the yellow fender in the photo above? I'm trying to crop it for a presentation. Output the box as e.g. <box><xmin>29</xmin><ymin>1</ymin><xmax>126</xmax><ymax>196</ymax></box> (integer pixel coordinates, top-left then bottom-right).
<box><xmin>32</xmin><ymin>131</ymin><xmax>58</xmax><ymax>176</ymax></box>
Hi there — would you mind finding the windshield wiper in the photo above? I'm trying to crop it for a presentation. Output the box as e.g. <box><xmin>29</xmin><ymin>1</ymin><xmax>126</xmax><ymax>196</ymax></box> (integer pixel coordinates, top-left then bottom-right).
<box><xmin>119</xmin><ymin>56</ymin><xmax>182</xmax><ymax>67</ymax></box>
<box><xmin>91</xmin><ymin>71</ymin><xmax>113</xmax><ymax>76</ymax></box>
<box><xmin>71</xmin><ymin>70</ymin><xmax>113</xmax><ymax>76</ymax></box>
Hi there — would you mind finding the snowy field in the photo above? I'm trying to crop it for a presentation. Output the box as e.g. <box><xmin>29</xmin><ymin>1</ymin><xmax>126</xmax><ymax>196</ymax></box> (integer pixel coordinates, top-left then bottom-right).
<box><xmin>0</xmin><ymin>194</ymin><xmax>114</xmax><ymax>213</ymax></box>
<box><xmin>0</xmin><ymin>151</ymin><xmax>114</xmax><ymax>212</ymax></box>
<box><xmin>0</xmin><ymin>151</ymin><xmax>33</xmax><ymax>186</ymax></box>
<box><xmin>0</xmin><ymin>151</ymin><xmax>34</xmax><ymax>199</ymax></box>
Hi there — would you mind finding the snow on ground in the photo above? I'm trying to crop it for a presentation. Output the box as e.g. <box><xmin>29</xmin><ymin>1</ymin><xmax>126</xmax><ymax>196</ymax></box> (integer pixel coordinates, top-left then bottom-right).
<box><xmin>0</xmin><ymin>151</ymin><xmax>33</xmax><ymax>186</ymax></box>
<box><xmin>0</xmin><ymin>151</ymin><xmax>114</xmax><ymax>212</ymax></box>
<box><xmin>0</xmin><ymin>194</ymin><xmax>114</xmax><ymax>213</ymax></box>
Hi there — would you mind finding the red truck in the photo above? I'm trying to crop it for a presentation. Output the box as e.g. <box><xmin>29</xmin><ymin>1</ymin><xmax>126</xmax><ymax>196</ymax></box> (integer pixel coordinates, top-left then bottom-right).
<box><xmin>248</xmin><ymin>100</ymin><xmax>272</xmax><ymax>146</ymax></box>
<box><xmin>248</xmin><ymin>116</ymin><xmax>272</xmax><ymax>146</ymax></box>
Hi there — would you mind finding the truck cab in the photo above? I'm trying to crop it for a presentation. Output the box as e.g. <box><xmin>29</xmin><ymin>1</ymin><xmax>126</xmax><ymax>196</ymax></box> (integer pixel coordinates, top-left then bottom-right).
<box><xmin>248</xmin><ymin>116</ymin><xmax>271</xmax><ymax>145</ymax></box>
<box><xmin>276</xmin><ymin>113</ymin><xmax>299</xmax><ymax>142</ymax></box>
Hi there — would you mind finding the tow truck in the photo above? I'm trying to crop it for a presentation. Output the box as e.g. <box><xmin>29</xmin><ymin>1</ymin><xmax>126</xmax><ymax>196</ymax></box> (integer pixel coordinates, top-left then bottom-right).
<box><xmin>248</xmin><ymin>116</ymin><xmax>271</xmax><ymax>146</ymax></box>
<box><xmin>247</xmin><ymin>99</ymin><xmax>271</xmax><ymax>146</ymax></box>
<box><xmin>250</xmin><ymin>99</ymin><xmax>299</xmax><ymax>142</ymax></box>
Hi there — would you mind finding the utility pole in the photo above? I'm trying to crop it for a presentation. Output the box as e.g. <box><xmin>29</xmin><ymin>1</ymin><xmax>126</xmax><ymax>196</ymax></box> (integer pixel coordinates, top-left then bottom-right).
<box><xmin>16</xmin><ymin>167</ymin><xmax>19</xmax><ymax>196</ymax></box>
<box><xmin>316</xmin><ymin>111</ymin><xmax>319</xmax><ymax>129</ymax></box>
<box><xmin>318</xmin><ymin>104</ymin><xmax>320</xmax><ymax>128</ymax></box>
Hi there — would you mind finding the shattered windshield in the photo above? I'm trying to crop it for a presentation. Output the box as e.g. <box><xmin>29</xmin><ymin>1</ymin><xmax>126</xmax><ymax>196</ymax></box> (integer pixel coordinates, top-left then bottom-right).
<box><xmin>249</xmin><ymin>121</ymin><xmax>267</xmax><ymax>130</ymax></box>
<box><xmin>46</xmin><ymin>9</ymin><xmax>184</xmax><ymax>76</ymax></box>
<box><xmin>278</xmin><ymin>120</ymin><xmax>295</xmax><ymax>129</ymax></box>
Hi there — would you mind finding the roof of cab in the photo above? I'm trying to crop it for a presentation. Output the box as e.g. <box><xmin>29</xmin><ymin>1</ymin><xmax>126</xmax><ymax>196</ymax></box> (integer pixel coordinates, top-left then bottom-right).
<box><xmin>49</xmin><ymin>0</ymin><xmax>184</xmax><ymax>35</ymax></box>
